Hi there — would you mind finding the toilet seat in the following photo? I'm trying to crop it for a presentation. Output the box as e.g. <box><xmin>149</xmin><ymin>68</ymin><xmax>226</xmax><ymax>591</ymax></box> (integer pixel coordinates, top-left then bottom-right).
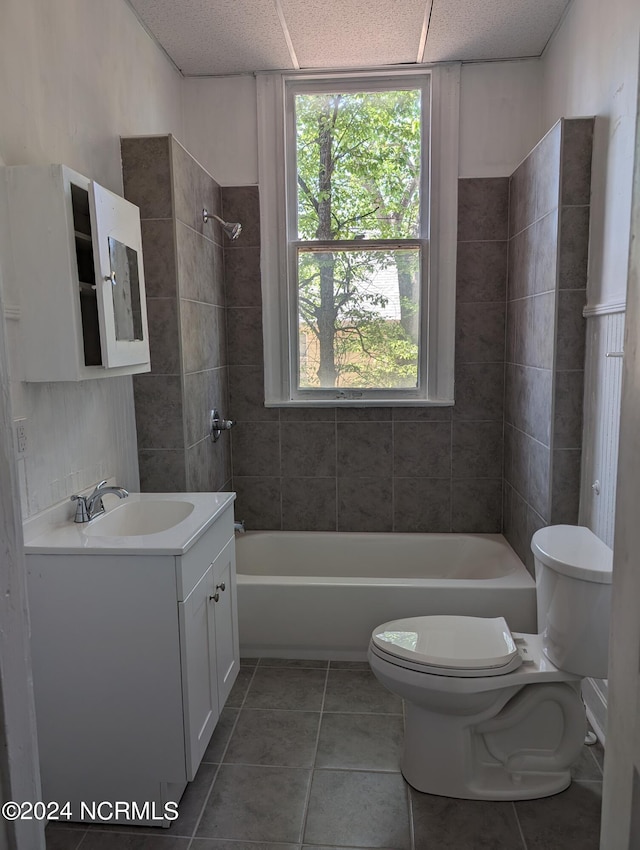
<box><xmin>371</xmin><ymin>615</ymin><xmax>523</xmax><ymax>677</ymax></box>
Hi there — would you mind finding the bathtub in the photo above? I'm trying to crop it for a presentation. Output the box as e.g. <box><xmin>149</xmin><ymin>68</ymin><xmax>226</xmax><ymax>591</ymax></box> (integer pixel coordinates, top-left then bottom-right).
<box><xmin>235</xmin><ymin>531</ymin><xmax>537</xmax><ymax>660</ymax></box>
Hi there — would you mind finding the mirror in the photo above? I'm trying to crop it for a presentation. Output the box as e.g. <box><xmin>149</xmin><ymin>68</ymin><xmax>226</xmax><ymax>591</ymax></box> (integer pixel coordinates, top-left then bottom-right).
<box><xmin>107</xmin><ymin>236</ymin><xmax>143</xmax><ymax>341</ymax></box>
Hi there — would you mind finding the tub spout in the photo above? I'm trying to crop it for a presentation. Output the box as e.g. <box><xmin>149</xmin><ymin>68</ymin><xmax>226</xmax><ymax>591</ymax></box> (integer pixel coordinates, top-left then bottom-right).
<box><xmin>234</xmin><ymin>520</ymin><xmax>246</xmax><ymax>534</ymax></box>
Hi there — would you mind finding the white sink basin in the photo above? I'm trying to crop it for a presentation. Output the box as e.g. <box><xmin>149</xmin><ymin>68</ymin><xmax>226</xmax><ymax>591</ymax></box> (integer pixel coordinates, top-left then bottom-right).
<box><xmin>84</xmin><ymin>499</ymin><xmax>195</xmax><ymax>537</ymax></box>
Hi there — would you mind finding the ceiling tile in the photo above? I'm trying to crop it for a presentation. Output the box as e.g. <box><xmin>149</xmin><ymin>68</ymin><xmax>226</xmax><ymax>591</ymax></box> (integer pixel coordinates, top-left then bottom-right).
<box><xmin>128</xmin><ymin>0</ymin><xmax>294</xmax><ymax>74</ymax></box>
<box><xmin>424</xmin><ymin>0</ymin><xmax>570</xmax><ymax>62</ymax></box>
<box><xmin>279</xmin><ymin>0</ymin><xmax>428</xmax><ymax>68</ymax></box>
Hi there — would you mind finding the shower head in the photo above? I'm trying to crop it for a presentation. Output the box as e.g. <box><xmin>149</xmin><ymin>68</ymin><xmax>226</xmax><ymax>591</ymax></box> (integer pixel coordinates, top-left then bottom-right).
<box><xmin>202</xmin><ymin>208</ymin><xmax>242</xmax><ymax>240</ymax></box>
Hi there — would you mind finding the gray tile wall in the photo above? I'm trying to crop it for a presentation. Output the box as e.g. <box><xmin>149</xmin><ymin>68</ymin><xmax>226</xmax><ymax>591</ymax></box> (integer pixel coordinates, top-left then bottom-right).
<box><xmin>224</xmin><ymin>180</ymin><xmax>508</xmax><ymax>533</ymax></box>
<box><xmin>503</xmin><ymin>118</ymin><xmax>593</xmax><ymax>571</ymax></box>
<box><xmin>121</xmin><ymin>135</ymin><xmax>232</xmax><ymax>493</ymax></box>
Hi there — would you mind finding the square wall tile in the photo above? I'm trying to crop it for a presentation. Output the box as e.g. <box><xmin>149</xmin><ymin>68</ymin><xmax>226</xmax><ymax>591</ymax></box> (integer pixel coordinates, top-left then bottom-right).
<box><xmin>456</xmin><ymin>240</ymin><xmax>507</xmax><ymax>303</ymax></box>
<box><xmin>231</xmin><ymin>422</ymin><xmax>281</xmax><ymax>477</ymax></box>
<box><xmin>222</xmin><ymin>186</ymin><xmax>261</xmax><ymax>247</ymax></box>
<box><xmin>452</xmin><ymin>420</ymin><xmax>503</xmax><ymax>479</ymax></box>
<box><xmin>226</xmin><ymin>307</ymin><xmax>264</xmax><ymax>366</ymax></box>
<box><xmin>507</xmin><ymin>224</ymin><xmax>534</xmax><ymax>301</ymax></box>
<box><xmin>534</xmin><ymin>209</ymin><xmax>560</xmax><ymax>295</ymax></box>
<box><xmin>533</xmin><ymin>120</ymin><xmax>561</xmax><ymax>221</ymax></box>
<box><xmin>458</xmin><ymin>177</ymin><xmax>509</xmax><ymax>242</ymax></box>
<box><xmin>551</xmin><ymin>449</ymin><xmax>582</xmax><ymax>524</ymax></box>
<box><xmin>224</xmin><ymin>246</ymin><xmax>262</xmax><ymax>307</ymax></box>
<box><xmin>146</xmin><ymin>298</ymin><xmax>180</xmax><ymax>376</ymax></box>
<box><xmin>138</xmin><ymin>449</ymin><xmax>186</xmax><ymax>492</ymax></box>
<box><xmin>228</xmin><ymin>365</ymin><xmax>278</xmax><ymax>422</ymax></box>
<box><xmin>232</xmin><ymin>476</ymin><xmax>282</xmax><ymax>530</ymax></box>
<box><xmin>559</xmin><ymin>205</ymin><xmax>590</xmax><ymax>289</ymax></box>
<box><xmin>133</xmin><ymin>375</ymin><xmax>183</xmax><ymax>449</ymax></box>
<box><xmin>509</xmin><ymin>155</ymin><xmax>535</xmax><ymax>237</ymax></box>
<box><xmin>121</xmin><ymin>136</ymin><xmax>172</xmax><ymax>219</ymax></box>
<box><xmin>561</xmin><ymin>118</ymin><xmax>595</xmax><ymax>206</ymax></box>
<box><xmin>393</xmin><ymin>421</ymin><xmax>451</xmax><ymax>478</ymax></box>
<box><xmin>338</xmin><ymin>477</ymin><xmax>393</xmax><ymax>531</ymax></box>
<box><xmin>556</xmin><ymin>290</ymin><xmax>587</xmax><ymax>371</ymax></box>
<box><xmin>554</xmin><ymin>369</ymin><xmax>585</xmax><ymax>450</ymax></box>
<box><xmin>281</xmin><ymin>422</ymin><xmax>336</xmax><ymax>477</ymax></box>
<box><xmin>393</xmin><ymin>477</ymin><xmax>451</xmax><ymax>532</ymax></box>
<box><xmin>453</xmin><ymin>363</ymin><xmax>505</xmax><ymax>421</ymax></box>
<box><xmin>337</xmin><ymin>423</ymin><xmax>393</xmax><ymax>477</ymax></box>
<box><xmin>140</xmin><ymin>220</ymin><xmax>177</xmax><ymax>298</ymax></box>
<box><xmin>452</xmin><ymin>478</ymin><xmax>502</xmax><ymax>533</ymax></box>
<box><xmin>180</xmin><ymin>301</ymin><xmax>226</xmax><ymax>373</ymax></box>
<box><xmin>455</xmin><ymin>301</ymin><xmax>506</xmax><ymax>364</ymax></box>
<box><xmin>281</xmin><ymin>477</ymin><xmax>337</xmax><ymax>531</ymax></box>
<box><xmin>528</xmin><ymin>439</ymin><xmax>551</xmax><ymax>521</ymax></box>
<box><xmin>176</xmin><ymin>222</ymin><xmax>223</xmax><ymax>305</ymax></box>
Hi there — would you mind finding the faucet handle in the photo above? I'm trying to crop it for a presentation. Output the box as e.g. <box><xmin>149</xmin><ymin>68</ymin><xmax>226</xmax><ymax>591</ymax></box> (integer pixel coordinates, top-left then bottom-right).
<box><xmin>70</xmin><ymin>494</ymin><xmax>90</xmax><ymax>523</ymax></box>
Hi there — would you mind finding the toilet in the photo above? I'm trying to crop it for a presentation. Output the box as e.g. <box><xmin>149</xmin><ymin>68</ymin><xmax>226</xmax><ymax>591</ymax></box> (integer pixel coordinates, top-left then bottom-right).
<box><xmin>368</xmin><ymin>525</ymin><xmax>613</xmax><ymax>800</ymax></box>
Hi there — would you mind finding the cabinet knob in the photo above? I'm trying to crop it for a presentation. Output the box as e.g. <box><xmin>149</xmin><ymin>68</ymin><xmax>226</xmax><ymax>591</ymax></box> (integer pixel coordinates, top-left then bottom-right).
<box><xmin>215</xmin><ymin>582</ymin><xmax>226</xmax><ymax>592</ymax></box>
<box><xmin>209</xmin><ymin>592</ymin><xmax>220</xmax><ymax>603</ymax></box>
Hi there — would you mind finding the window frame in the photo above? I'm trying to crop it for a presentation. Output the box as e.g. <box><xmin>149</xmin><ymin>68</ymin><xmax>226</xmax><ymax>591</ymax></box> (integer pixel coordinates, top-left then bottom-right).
<box><xmin>257</xmin><ymin>64</ymin><xmax>460</xmax><ymax>407</ymax></box>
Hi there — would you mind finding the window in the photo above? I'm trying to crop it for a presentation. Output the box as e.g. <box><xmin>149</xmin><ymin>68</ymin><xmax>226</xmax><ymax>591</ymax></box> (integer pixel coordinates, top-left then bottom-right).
<box><xmin>258</xmin><ymin>66</ymin><xmax>460</xmax><ymax>406</ymax></box>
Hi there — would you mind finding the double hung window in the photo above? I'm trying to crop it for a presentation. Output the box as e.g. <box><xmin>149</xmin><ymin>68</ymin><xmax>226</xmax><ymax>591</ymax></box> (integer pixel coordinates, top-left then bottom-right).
<box><xmin>258</xmin><ymin>66</ymin><xmax>459</xmax><ymax>405</ymax></box>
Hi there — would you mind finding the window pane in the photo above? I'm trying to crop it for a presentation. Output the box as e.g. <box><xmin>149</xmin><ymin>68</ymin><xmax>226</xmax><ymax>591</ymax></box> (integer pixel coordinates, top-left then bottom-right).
<box><xmin>295</xmin><ymin>89</ymin><xmax>421</xmax><ymax>240</ymax></box>
<box><xmin>297</xmin><ymin>247</ymin><xmax>420</xmax><ymax>389</ymax></box>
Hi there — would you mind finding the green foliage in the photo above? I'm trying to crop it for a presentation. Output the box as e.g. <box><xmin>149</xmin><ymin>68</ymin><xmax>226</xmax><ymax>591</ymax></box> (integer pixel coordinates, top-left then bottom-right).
<box><xmin>294</xmin><ymin>86</ymin><xmax>423</xmax><ymax>389</ymax></box>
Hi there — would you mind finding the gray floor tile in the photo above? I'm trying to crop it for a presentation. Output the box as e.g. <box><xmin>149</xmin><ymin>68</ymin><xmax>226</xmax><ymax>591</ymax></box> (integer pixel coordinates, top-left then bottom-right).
<box><xmin>571</xmin><ymin>745</ymin><xmax>603</xmax><ymax>780</ymax></box>
<box><xmin>323</xmin><ymin>670</ymin><xmax>403</xmax><ymax>714</ymax></box>
<box><xmin>203</xmin><ymin>708</ymin><xmax>239</xmax><ymax>763</ymax></box>
<box><xmin>192</xmin><ymin>842</ymin><xmax>299</xmax><ymax>849</ymax></box>
<box><xmin>515</xmin><ymin>781</ymin><xmax>602</xmax><ymax>849</ymax></box>
<box><xmin>258</xmin><ymin>658</ymin><xmax>329</xmax><ymax>669</ymax></box>
<box><xmin>240</xmin><ymin>657</ymin><xmax>260</xmax><ymax>667</ymax></box>
<box><xmin>244</xmin><ymin>668</ymin><xmax>327</xmax><ymax>711</ymax></box>
<box><xmin>328</xmin><ymin>660</ymin><xmax>371</xmax><ymax>670</ymax></box>
<box><xmin>225</xmin><ymin>667</ymin><xmax>255</xmax><ymax>708</ymax></box>
<box><xmin>224</xmin><ymin>709</ymin><xmax>321</xmax><ymax>767</ymax></box>
<box><xmin>411</xmin><ymin>791</ymin><xmax>526</xmax><ymax>849</ymax></box>
<box><xmin>304</xmin><ymin>770</ymin><xmax>411</xmax><ymax>849</ymax></box>
<box><xmin>315</xmin><ymin>713</ymin><xmax>403</xmax><ymax>771</ymax></box>
<box><xmin>196</xmin><ymin>764</ymin><xmax>311</xmax><ymax>843</ymax></box>
<box><xmin>45</xmin><ymin>828</ymin><xmax>87</xmax><ymax>850</ymax></box>
<box><xmin>78</xmin><ymin>833</ymin><xmax>191</xmax><ymax>848</ymax></box>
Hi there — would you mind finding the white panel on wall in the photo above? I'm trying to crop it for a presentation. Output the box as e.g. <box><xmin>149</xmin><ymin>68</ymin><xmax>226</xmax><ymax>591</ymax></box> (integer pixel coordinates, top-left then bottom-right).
<box><xmin>580</xmin><ymin>310</ymin><xmax>626</xmax><ymax>546</ymax></box>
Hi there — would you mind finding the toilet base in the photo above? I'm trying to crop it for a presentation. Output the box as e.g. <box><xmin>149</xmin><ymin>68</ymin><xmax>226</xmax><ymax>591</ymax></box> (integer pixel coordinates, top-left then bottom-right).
<box><xmin>400</xmin><ymin>681</ymin><xmax>586</xmax><ymax>801</ymax></box>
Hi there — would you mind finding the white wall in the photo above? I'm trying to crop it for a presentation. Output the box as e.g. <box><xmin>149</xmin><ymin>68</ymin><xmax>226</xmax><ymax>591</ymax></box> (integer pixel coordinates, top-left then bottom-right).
<box><xmin>0</xmin><ymin>0</ymin><xmax>183</xmax><ymax>517</ymax></box>
<box><xmin>542</xmin><ymin>0</ymin><xmax>640</xmax><ymax>311</ymax></box>
<box><xmin>182</xmin><ymin>60</ymin><xmax>544</xmax><ymax>187</ymax></box>
<box><xmin>541</xmin><ymin>0</ymin><xmax>639</xmax><ymax>545</ymax></box>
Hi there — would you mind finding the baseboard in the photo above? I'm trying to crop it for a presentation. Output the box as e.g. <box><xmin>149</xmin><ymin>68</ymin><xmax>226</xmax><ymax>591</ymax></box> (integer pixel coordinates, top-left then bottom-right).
<box><xmin>582</xmin><ymin>677</ymin><xmax>608</xmax><ymax>746</ymax></box>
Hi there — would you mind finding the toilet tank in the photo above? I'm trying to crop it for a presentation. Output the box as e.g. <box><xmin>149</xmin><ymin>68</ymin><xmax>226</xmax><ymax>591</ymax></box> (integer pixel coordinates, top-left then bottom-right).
<box><xmin>531</xmin><ymin>525</ymin><xmax>613</xmax><ymax>679</ymax></box>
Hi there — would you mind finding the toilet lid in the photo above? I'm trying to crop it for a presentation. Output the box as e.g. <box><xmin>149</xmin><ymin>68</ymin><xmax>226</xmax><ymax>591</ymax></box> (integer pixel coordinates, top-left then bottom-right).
<box><xmin>371</xmin><ymin>615</ymin><xmax>520</xmax><ymax>671</ymax></box>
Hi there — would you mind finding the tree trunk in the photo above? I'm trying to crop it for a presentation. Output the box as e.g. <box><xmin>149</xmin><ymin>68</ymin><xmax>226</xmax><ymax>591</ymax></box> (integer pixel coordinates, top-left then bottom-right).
<box><xmin>316</xmin><ymin>100</ymin><xmax>338</xmax><ymax>387</ymax></box>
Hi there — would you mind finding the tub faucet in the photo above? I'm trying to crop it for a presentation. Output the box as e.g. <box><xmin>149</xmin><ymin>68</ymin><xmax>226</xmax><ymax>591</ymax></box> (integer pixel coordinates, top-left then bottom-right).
<box><xmin>70</xmin><ymin>480</ymin><xmax>129</xmax><ymax>523</ymax></box>
<box><xmin>234</xmin><ymin>519</ymin><xmax>246</xmax><ymax>534</ymax></box>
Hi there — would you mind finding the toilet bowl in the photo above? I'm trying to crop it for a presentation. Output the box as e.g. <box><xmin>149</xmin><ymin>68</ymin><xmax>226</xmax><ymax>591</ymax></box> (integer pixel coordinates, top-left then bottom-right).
<box><xmin>368</xmin><ymin>525</ymin><xmax>613</xmax><ymax>800</ymax></box>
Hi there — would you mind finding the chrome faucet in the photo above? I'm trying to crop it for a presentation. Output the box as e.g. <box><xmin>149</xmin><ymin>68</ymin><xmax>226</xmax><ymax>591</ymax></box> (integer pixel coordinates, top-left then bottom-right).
<box><xmin>70</xmin><ymin>480</ymin><xmax>129</xmax><ymax>523</ymax></box>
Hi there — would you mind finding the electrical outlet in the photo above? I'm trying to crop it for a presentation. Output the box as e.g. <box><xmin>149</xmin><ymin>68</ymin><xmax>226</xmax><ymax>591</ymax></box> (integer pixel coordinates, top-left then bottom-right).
<box><xmin>15</xmin><ymin>420</ymin><xmax>27</xmax><ymax>455</ymax></box>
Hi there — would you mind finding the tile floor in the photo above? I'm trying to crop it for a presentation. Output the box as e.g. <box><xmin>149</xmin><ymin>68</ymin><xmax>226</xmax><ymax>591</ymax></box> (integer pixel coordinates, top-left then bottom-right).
<box><xmin>46</xmin><ymin>658</ymin><xmax>604</xmax><ymax>850</ymax></box>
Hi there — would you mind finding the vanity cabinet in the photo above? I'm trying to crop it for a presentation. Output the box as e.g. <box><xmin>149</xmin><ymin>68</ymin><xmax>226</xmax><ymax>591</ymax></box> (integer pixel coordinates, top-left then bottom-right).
<box><xmin>2</xmin><ymin>164</ymin><xmax>150</xmax><ymax>381</ymax></box>
<box><xmin>25</xmin><ymin>500</ymin><xmax>238</xmax><ymax>826</ymax></box>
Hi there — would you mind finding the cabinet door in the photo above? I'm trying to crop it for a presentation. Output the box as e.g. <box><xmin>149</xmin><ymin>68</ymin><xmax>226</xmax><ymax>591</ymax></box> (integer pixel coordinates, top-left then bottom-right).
<box><xmin>212</xmin><ymin>540</ymin><xmax>240</xmax><ymax>708</ymax></box>
<box><xmin>89</xmin><ymin>181</ymin><xmax>150</xmax><ymax>368</ymax></box>
<box><xmin>178</xmin><ymin>566</ymin><xmax>219</xmax><ymax>781</ymax></box>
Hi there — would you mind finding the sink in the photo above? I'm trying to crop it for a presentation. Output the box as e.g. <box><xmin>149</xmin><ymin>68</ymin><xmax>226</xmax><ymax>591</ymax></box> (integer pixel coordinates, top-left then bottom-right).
<box><xmin>83</xmin><ymin>499</ymin><xmax>195</xmax><ymax>537</ymax></box>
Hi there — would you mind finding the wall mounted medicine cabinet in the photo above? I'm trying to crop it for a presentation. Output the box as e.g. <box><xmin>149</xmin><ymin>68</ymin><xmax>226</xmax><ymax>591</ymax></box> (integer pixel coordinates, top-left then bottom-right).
<box><xmin>2</xmin><ymin>164</ymin><xmax>150</xmax><ymax>381</ymax></box>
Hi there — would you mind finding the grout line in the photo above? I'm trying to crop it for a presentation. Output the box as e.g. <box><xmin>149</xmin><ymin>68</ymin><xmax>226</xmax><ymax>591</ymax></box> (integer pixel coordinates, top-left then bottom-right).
<box><xmin>187</xmin><ymin>664</ymin><xmax>260</xmax><ymax>844</ymax></box>
<box><xmin>297</xmin><ymin>664</ymin><xmax>330</xmax><ymax>844</ymax></box>
<box><xmin>512</xmin><ymin>801</ymin><xmax>529</xmax><ymax>850</ymax></box>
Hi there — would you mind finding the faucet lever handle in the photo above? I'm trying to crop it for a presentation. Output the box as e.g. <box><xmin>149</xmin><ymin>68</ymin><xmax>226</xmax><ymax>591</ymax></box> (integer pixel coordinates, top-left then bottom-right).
<box><xmin>70</xmin><ymin>494</ymin><xmax>90</xmax><ymax>523</ymax></box>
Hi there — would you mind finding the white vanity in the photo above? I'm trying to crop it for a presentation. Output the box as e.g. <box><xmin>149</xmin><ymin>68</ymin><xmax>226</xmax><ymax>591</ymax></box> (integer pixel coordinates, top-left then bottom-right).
<box><xmin>24</xmin><ymin>492</ymin><xmax>238</xmax><ymax>826</ymax></box>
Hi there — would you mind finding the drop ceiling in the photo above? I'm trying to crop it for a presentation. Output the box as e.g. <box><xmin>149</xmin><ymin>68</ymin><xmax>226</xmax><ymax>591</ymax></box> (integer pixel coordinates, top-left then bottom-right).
<box><xmin>127</xmin><ymin>0</ymin><xmax>571</xmax><ymax>76</ymax></box>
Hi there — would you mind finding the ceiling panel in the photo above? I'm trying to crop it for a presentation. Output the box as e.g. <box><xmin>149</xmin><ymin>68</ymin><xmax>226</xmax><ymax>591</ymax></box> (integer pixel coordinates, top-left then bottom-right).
<box><xmin>128</xmin><ymin>0</ymin><xmax>294</xmax><ymax>74</ymax></box>
<box><xmin>272</xmin><ymin>0</ymin><xmax>428</xmax><ymax>68</ymax></box>
<box><xmin>424</xmin><ymin>0</ymin><xmax>570</xmax><ymax>62</ymax></box>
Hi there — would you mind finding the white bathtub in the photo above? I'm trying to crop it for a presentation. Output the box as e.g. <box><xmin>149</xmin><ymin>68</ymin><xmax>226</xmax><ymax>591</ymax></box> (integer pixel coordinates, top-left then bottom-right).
<box><xmin>236</xmin><ymin>531</ymin><xmax>537</xmax><ymax>660</ymax></box>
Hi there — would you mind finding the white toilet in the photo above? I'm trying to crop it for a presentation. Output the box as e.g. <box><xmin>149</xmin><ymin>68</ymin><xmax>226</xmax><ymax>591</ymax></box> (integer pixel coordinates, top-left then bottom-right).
<box><xmin>368</xmin><ymin>525</ymin><xmax>613</xmax><ymax>800</ymax></box>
